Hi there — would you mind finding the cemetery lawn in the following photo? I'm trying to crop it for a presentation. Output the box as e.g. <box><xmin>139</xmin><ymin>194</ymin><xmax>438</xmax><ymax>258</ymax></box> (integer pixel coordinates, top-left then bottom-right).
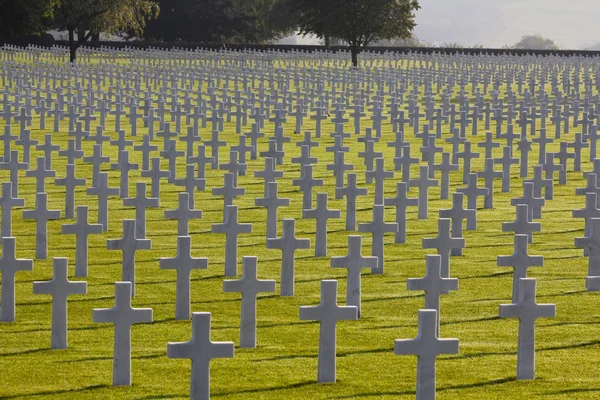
<box><xmin>0</xmin><ymin>71</ymin><xmax>598</xmax><ymax>400</ymax></box>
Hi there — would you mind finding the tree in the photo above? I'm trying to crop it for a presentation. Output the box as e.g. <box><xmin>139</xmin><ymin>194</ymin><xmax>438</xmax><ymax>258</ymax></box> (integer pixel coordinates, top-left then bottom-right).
<box><xmin>0</xmin><ymin>0</ymin><xmax>55</xmax><ymax>36</ymax></box>
<box><xmin>294</xmin><ymin>0</ymin><xmax>420</xmax><ymax>67</ymax></box>
<box><xmin>142</xmin><ymin>0</ymin><xmax>295</xmax><ymax>44</ymax></box>
<box><xmin>369</xmin><ymin>34</ymin><xmax>424</xmax><ymax>47</ymax></box>
<box><xmin>52</xmin><ymin>0</ymin><xmax>159</xmax><ymax>62</ymax></box>
<box><xmin>514</xmin><ymin>34</ymin><xmax>559</xmax><ymax>51</ymax></box>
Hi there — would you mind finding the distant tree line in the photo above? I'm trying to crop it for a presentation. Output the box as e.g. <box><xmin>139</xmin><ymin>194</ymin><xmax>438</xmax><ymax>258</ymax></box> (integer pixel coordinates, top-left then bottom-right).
<box><xmin>0</xmin><ymin>0</ymin><xmax>421</xmax><ymax>65</ymax></box>
<box><xmin>2</xmin><ymin>1</ymin><xmax>564</xmax><ymax>65</ymax></box>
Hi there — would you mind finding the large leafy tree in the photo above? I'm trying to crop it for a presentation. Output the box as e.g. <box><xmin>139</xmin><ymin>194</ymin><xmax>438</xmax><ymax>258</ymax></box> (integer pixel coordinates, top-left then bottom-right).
<box><xmin>53</xmin><ymin>0</ymin><xmax>159</xmax><ymax>62</ymax></box>
<box><xmin>143</xmin><ymin>0</ymin><xmax>294</xmax><ymax>44</ymax></box>
<box><xmin>294</xmin><ymin>0</ymin><xmax>420</xmax><ymax>67</ymax></box>
<box><xmin>513</xmin><ymin>34</ymin><xmax>559</xmax><ymax>51</ymax></box>
<box><xmin>0</xmin><ymin>0</ymin><xmax>55</xmax><ymax>36</ymax></box>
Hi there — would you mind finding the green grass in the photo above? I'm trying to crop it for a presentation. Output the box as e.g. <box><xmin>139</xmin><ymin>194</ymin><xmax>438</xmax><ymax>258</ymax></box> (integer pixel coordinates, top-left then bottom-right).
<box><xmin>0</xmin><ymin>53</ymin><xmax>599</xmax><ymax>399</ymax></box>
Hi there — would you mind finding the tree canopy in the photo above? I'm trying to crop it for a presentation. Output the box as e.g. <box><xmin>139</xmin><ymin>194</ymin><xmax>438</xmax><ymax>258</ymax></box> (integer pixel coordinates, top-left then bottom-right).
<box><xmin>142</xmin><ymin>0</ymin><xmax>295</xmax><ymax>44</ymax></box>
<box><xmin>52</xmin><ymin>0</ymin><xmax>159</xmax><ymax>61</ymax></box>
<box><xmin>294</xmin><ymin>0</ymin><xmax>420</xmax><ymax>66</ymax></box>
<box><xmin>513</xmin><ymin>34</ymin><xmax>559</xmax><ymax>51</ymax></box>
<box><xmin>0</xmin><ymin>0</ymin><xmax>55</xmax><ymax>36</ymax></box>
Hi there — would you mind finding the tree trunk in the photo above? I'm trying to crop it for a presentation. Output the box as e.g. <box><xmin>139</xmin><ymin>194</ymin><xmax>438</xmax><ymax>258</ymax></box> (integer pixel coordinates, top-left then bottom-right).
<box><xmin>325</xmin><ymin>34</ymin><xmax>331</xmax><ymax>50</ymax></box>
<box><xmin>68</xmin><ymin>28</ymin><xmax>77</xmax><ymax>63</ymax></box>
<box><xmin>351</xmin><ymin>46</ymin><xmax>359</xmax><ymax>68</ymax></box>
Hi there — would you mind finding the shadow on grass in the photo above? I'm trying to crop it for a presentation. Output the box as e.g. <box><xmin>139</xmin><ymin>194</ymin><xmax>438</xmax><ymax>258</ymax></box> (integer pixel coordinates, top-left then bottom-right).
<box><xmin>214</xmin><ymin>320</ymin><xmax>315</xmax><ymax>331</ymax></box>
<box><xmin>460</xmin><ymin>271</ymin><xmax>512</xmax><ymax>280</ymax></box>
<box><xmin>57</xmin><ymin>353</ymin><xmax>164</xmax><ymax>363</ymax></box>
<box><xmin>541</xmin><ymin>320</ymin><xmax>600</xmax><ymax>328</ymax></box>
<box><xmin>0</xmin><ymin>384</ymin><xmax>110</xmax><ymax>399</ymax></box>
<box><xmin>17</xmin><ymin>295</ymin><xmax>114</xmax><ymax>307</ymax></box>
<box><xmin>446</xmin><ymin>340</ymin><xmax>600</xmax><ymax>361</ymax></box>
<box><xmin>362</xmin><ymin>294</ymin><xmax>423</xmax><ymax>303</ymax></box>
<box><xmin>441</xmin><ymin>316</ymin><xmax>500</xmax><ymax>326</ymax></box>
<box><xmin>336</xmin><ymin>377</ymin><xmax>516</xmax><ymax>398</ymax></box>
<box><xmin>545</xmin><ymin>387</ymin><xmax>600</xmax><ymax>395</ymax></box>
<box><xmin>212</xmin><ymin>380</ymin><xmax>317</xmax><ymax>397</ymax></box>
<box><xmin>539</xmin><ymin>290</ymin><xmax>588</xmax><ymax>298</ymax></box>
<box><xmin>253</xmin><ymin>347</ymin><xmax>392</xmax><ymax>363</ymax></box>
<box><xmin>99</xmin><ymin>274</ymin><xmax>223</xmax><ymax>287</ymax></box>
<box><xmin>0</xmin><ymin>347</ymin><xmax>50</xmax><ymax>357</ymax></box>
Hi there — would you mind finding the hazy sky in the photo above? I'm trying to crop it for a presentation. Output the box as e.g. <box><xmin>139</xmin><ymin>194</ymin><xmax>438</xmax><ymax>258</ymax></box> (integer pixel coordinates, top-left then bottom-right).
<box><xmin>414</xmin><ymin>0</ymin><xmax>600</xmax><ymax>49</ymax></box>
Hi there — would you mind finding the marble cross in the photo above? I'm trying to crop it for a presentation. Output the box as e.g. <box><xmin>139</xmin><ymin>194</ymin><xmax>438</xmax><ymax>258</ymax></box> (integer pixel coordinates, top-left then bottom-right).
<box><xmin>0</xmin><ymin>182</ymin><xmax>24</xmax><ymax>237</ymax></box>
<box><xmin>86</xmin><ymin>172</ymin><xmax>120</xmax><ymax>231</ymax></box>
<box><xmin>159</xmin><ymin>236</ymin><xmax>208</xmax><ymax>320</ymax></box>
<box><xmin>106</xmin><ymin>220</ymin><xmax>152</xmax><ymax>297</ymax></box>
<box><xmin>211</xmin><ymin>205</ymin><xmax>252</xmax><ymax>276</ymax></box>
<box><xmin>407</xmin><ymin>255</ymin><xmax>458</xmax><ymax>334</ymax></box>
<box><xmin>22</xmin><ymin>192</ymin><xmax>61</xmax><ymax>259</ymax></box>
<box><xmin>499</xmin><ymin>278</ymin><xmax>555</xmax><ymax>380</ymax></box>
<box><xmin>502</xmin><ymin>204</ymin><xmax>541</xmax><ymax>244</ymax></box>
<box><xmin>223</xmin><ymin>256</ymin><xmax>276</xmax><ymax>348</ymax></box>
<box><xmin>335</xmin><ymin>173</ymin><xmax>368</xmax><ymax>231</ymax></box>
<box><xmin>26</xmin><ymin>156</ymin><xmax>56</xmax><ymax>193</ymax></box>
<box><xmin>394</xmin><ymin>309</ymin><xmax>459</xmax><ymax>400</ymax></box>
<box><xmin>140</xmin><ymin>157</ymin><xmax>171</xmax><ymax>199</ymax></box>
<box><xmin>439</xmin><ymin>192</ymin><xmax>476</xmax><ymax>256</ymax></box>
<box><xmin>33</xmin><ymin>257</ymin><xmax>87</xmax><ymax>349</ymax></box>
<box><xmin>93</xmin><ymin>282</ymin><xmax>153</xmax><ymax>386</ymax></box>
<box><xmin>409</xmin><ymin>166</ymin><xmax>439</xmax><ymax>219</ymax></box>
<box><xmin>299</xmin><ymin>280</ymin><xmax>358</xmax><ymax>383</ymax></box>
<box><xmin>0</xmin><ymin>237</ymin><xmax>33</xmax><ymax>321</ymax></box>
<box><xmin>422</xmin><ymin>218</ymin><xmax>465</xmax><ymax>286</ymax></box>
<box><xmin>54</xmin><ymin>163</ymin><xmax>86</xmax><ymax>219</ymax></box>
<box><xmin>123</xmin><ymin>182</ymin><xmax>159</xmax><ymax>239</ymax></box>
<box><xmin>358</xmin><ymin>205</ymin><xmax>398</xmax><ymax>274</ymax></box>
<box><xmin>497</xmin><ymin>234</ymin><xmax>543</xmax><ymax>302</ymax></box>
<box><xmin>164</xmin><ymin>192</ymin><xmax>203</xmax><ymax>236</ymax></box>
<box><xmin>255</xmin><ymin>181</ymin><xmax>290</xmax><ymax>239</ymax></box>
<box><xmin>266</xmin><ymin>219</ymin><xmax>311</xmax><ymax>296</ymax></box>
<box><xmin>167</xmin><ymin>312</ymin><xmax>234</xmax><ymax>400</ymax></box>
<box><xmin>330</xmin><ymin>235</ymin><xmax>378</xmax><ymax>317</ymax></box>
<box><xmin>293</xmin><ymin>165</ymin><xmax>324</xmax><ymax>210</ymax></box>
<box><xmin>303</xmin><ymin>193</ymin><xmax>340</xmax><ymax>257</ymax></box>
<box><xmin>61</xmin><ymin>206</ymin><xmax>104</xmax><ymax>277</ymax></box>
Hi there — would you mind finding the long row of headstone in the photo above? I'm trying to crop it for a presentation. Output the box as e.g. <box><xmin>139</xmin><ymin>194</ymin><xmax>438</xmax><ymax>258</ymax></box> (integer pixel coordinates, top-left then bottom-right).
<box><xmin>1</xmin><ymin>45</ymin><xmax>599</xmax><ymax>399</ymax></box>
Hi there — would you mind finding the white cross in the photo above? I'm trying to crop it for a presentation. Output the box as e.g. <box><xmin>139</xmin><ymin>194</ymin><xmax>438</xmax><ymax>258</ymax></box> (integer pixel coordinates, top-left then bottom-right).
<box><xmin>93</xmin><ymin>282</ymin><xmax>153</xmax><ymax>386</ymax></box>
<box><xmin>160</xmin><ymin>236</ymin><xmax>208</xmax><ymax>320</ymax></box>
<box><xmin>167</xmin><ymin>312</ymin><xmax>234</xmax><ymax>400</ymax></box>
<box><xmin>0</xmin><ymin>237</ymin><xmax>33</xmax><ymax>321</ymax></box>
<box><xmin>33</xmin><ymin>257</ymin><xmax>87</xmax><ymax>349</ymax></box>
<box><xmin>223</xmin><ymin>256</ymin><xmax>275</xmax><ymax>348</ymax></box>
<box><xmin>299</xmin><ymin>280</ymin><xmax>358</xmax><ymax>383</ymax></box>
<box><xmin>394</xmin><ymin>309</ymin><xmax>459</xmax><ymax>400</ymax></box>
<box><xmin>499</xmin><ymin>278</ymin><xmax>555</xmax><ymax>380</ymax></box>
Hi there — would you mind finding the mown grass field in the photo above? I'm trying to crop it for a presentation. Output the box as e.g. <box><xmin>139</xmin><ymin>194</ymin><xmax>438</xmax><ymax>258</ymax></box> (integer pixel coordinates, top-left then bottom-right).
<box><xmin>0</xmin><ymin>52</ymin><xmax>598</xmax><ymax>399</ymax></box>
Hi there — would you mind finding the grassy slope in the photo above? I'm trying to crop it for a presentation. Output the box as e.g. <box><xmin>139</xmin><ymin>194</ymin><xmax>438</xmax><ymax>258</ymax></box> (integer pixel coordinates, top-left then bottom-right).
<box><xmin>0</xmin><ymin>54</ymin><xmax>598</xmax><ymax>399</ymax></box>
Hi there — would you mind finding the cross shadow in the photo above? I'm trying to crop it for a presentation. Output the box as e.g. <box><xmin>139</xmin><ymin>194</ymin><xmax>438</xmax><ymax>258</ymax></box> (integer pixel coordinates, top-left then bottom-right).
<box><xmin>538</xmin><ymin>290</ymin><xmax>588</xmax><ymax>298</ymax></box>
<box><xmin>544</xmin><ymin>255</ymin><xmax>580</xmax><ymax>260</ymax></box>
<box><xmin>59</xmin><ymin>353</ymin><xmax>163</xmax><ymax>363</ymax></box>
<box><xmin>0</xmin><ymin>384</ymin><xmax>110</xmax><ymax>399</ymax></box>
<box><xmin>440</xmin><ymin>316</ymin><xmax>500</xmax><ymax>326</ymax></box>
<box><xmin>0</xmin><ymin>347</ymin><xmax>50</xmax><ymax>357</ymax></box>
<box><xmin>17</xmin><ymin>295</ymin><xmax>114</xmax><ymax>307</ymax></box>
<box><xmin>337</xmin><ymin>377</ymin><xmax>516</xmax><ymax>398</ymax></box>
<box><xmin>362</xmin><ymin>294</ymin><xmax>423</xmax><ymax>303</ymax></box>
<box><xmin>211</xmin><ymin>380</ymin><xmax>317</xmax><ymax>396</ymax></box>
<box><xmin>460</xmin><ymin>271</ymin><xmax>512</xmax><ymax>280</ymax></box>
<box><xmin>546</xmin><ymin>387</ymin><xmax>600</xmax><ymax>396</ymax></box>
<box><xmin>538</xmin><ymin>340</ymin><xmax>600</xmax><ymax>352</ymax></box>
